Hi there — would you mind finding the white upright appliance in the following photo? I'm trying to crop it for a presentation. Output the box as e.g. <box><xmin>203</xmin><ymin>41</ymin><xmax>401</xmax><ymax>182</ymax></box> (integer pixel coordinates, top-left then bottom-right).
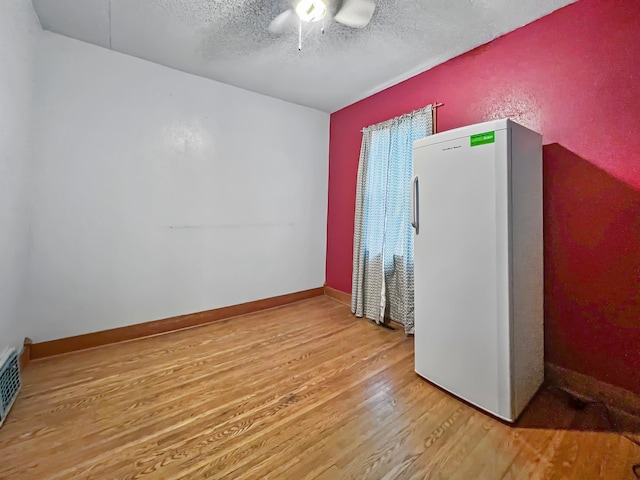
<box><xmin>411</xmin><ymin>118</ymin><xmax>543</xmax><ymax>422</ymax></box>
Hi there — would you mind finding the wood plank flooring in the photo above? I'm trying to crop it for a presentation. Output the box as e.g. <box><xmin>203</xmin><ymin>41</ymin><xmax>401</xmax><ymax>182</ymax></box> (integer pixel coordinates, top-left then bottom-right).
<box><xmin>0</xmin><ymin>297</ymin><xmax>638</xmax><ymax>479</ymax></box>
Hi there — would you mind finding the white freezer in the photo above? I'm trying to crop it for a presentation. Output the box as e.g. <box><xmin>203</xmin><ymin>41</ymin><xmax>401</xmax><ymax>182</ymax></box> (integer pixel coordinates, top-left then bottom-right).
<box><xmin>412</xmin><ymin>118</ymin><xmax>543</xmax><ymax>422</ymax></box>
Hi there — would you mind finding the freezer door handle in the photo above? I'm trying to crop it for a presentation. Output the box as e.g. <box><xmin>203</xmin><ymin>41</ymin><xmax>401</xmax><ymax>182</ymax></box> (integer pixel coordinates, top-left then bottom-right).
<box><xmin>411</xmin><ymin>175</ymin><xmax>419</xmax><ymax>233</ymax></box>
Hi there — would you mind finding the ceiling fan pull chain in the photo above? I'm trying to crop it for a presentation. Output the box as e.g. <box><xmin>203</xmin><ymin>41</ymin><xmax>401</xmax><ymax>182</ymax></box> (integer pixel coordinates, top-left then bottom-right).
<box><xmin>298</xmin><ymin>17</ymin><xmax>303</xmax><ymax>50</ymax></box>
<box><xmin>322</xmin><ymin>17</ymin><xmax>325</xmax><ymax>34</ymax></box>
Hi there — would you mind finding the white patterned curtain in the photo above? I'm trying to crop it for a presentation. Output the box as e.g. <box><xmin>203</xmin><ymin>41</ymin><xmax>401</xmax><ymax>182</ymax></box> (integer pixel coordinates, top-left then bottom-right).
<box><xmin>351</xmin><ymin>106</ymin><xmax>432</xmax><ymax>334</ymax></box>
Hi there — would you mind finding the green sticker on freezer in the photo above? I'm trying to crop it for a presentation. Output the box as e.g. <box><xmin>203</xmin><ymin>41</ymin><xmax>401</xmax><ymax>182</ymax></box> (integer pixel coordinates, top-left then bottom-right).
<box><xmin>470</xmin><ymin>131</ymin><xmax>495</xmax><ymax>146</ymax></box>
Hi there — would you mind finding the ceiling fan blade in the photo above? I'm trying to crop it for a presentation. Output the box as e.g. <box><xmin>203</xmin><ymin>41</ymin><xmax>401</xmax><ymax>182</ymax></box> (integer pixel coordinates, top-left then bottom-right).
<box><xmin>334</xmin><ymin>0</ymin><xmax>376</xmax><ymax>28</ymax></box>
<box><xmin>268</xmin><ymin>9</ymin><xmax>296</xmax><ymax>34</ymax></box>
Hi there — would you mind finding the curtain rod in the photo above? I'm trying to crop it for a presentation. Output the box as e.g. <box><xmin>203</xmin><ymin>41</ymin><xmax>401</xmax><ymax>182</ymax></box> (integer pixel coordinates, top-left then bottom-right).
<box><xmin>361</xmin><ymin>102</ymin><xmax>444</xmax><ymax>133</ymax></box>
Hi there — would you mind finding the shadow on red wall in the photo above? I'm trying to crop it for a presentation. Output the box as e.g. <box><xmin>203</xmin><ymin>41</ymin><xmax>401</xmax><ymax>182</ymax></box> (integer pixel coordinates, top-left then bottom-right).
<box><xmin>544</xmin><ymin>144</ymin><xmax>640</xmax><ymax>395</ymax></box>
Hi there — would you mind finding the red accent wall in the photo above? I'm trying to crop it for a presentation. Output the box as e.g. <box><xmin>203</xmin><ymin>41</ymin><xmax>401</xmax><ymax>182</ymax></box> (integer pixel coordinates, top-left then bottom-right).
<box><xmin>326</xmin><ymin>0</ymin><xmax>640</xmax><ymax>394</ymax></box>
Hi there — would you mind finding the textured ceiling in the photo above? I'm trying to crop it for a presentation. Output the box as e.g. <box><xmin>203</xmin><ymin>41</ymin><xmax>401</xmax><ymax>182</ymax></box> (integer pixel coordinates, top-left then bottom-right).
<box><xmin>32</xmin><ymin>0</ymin><xmax>576</xmax><ymax>112</ymax></box>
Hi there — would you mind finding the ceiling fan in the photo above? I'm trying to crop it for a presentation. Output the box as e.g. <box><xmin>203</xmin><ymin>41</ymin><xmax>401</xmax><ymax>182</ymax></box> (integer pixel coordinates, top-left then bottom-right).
<box><xmin>269</xmin><ymin>0</ymin><xmax>376</xmax><ymax>48</ymax></box>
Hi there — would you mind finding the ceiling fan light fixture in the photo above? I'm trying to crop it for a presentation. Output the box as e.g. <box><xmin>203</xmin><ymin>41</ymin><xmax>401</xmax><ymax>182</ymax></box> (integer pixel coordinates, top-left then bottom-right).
<box><xmin>295</xmin><ymin>0</ymin><xmax>327</xmax><ymax>23</ymax></box>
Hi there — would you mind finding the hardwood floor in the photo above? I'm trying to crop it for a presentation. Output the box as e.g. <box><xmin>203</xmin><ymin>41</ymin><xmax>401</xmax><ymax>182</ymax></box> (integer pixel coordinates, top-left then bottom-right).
<box><xmin>0</xmin><ymin>297</ymin><xmax>638</xmax><ymax>479</ymax></box>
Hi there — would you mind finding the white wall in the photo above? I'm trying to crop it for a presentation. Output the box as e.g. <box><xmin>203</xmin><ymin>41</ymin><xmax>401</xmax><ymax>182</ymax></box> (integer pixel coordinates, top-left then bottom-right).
<box><xmin>0</xmin><ymin>0</ymin><xmax>40</xmax><ymax>349</ymax></box>
<box><xmin>26</xmin><ymin>32</ymin><xmax>329</xmax><ymax>342</ymax></box>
